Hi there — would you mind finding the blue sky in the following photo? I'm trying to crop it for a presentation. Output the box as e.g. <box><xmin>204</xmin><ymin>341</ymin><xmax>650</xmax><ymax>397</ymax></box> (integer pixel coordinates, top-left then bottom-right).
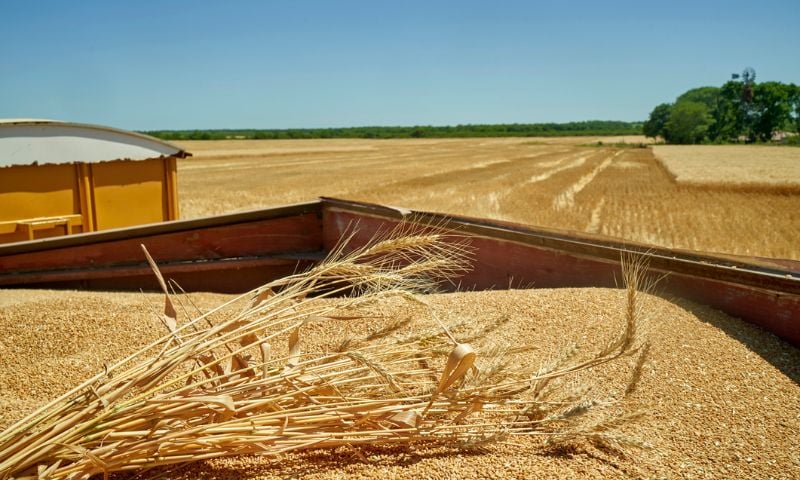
<box><xmin>1</xmin><ymin>1</ymin><xmax>797</xmax><ymax>130</ymax></box>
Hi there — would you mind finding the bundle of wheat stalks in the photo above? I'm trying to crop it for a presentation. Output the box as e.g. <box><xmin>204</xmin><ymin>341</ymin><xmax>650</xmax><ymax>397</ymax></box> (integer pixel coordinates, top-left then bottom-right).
<box><xmin>0</xmin><ymin>224</ymin><xmax>649</xmax><ymax>479</ymax></box>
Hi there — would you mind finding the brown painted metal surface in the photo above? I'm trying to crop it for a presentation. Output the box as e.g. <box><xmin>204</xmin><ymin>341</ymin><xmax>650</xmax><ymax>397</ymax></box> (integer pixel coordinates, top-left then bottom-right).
<box><xmin>0</xmin><ymin>202</ymin><xmax>323</xmax><ymax>292</ymax></box>
<box><xmin>320</xmin><ymin>198</ymin><xmax>800</xmax><ymax>346</ymax></box>
<box><xmin>0</xmin><ymin>197</ymin><xmax>798</xmax><ymax>346</ymax></box>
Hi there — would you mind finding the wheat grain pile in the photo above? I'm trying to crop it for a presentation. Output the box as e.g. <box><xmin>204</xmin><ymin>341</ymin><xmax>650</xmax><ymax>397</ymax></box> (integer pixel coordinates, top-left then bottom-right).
<box><xmin>1</xmin><ymin>287</ymin><xmax>797</xmax><ymax>479</ymax></box>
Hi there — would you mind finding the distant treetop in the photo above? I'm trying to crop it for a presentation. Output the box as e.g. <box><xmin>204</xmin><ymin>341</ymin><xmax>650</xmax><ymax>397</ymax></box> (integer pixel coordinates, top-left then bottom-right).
<box><xmin>142</xmin><ymin>121</ymin><xmax>642</xmax><ymax>141</ymax></box>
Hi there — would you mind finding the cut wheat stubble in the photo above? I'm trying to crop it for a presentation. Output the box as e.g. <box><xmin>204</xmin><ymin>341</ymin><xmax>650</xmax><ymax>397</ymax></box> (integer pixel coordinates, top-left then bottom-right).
<box><xmin>0</xmin><ymin>225</ymin><xmax>651</xmax><ymax>480</ymax></box>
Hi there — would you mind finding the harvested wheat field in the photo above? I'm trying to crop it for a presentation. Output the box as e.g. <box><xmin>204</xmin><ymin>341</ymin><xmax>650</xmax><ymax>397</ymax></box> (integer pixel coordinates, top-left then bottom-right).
<box><xmin>177</xmin><ymin>138</ymin><xmax>800</xmax><ymax>260</ymax></box>
<box><xmin>1</xmin><ymin>286</ymin><xmax>798</xmax><ymax>479</ymax></box>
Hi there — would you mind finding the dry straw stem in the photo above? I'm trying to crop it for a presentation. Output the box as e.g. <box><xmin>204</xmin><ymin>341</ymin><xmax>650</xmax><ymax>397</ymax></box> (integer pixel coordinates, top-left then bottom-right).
<box><xmin>0</xmin><ymin>223</ymin><xmax>650</xmax><ymax>480</ymax></box>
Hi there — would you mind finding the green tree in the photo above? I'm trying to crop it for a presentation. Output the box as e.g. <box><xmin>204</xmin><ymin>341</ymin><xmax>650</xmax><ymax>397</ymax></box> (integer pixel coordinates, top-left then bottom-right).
<box><xmin>638</xmin><ymin>74</ymin><xmax>800</xmax><ymax>144</ymax></box>
<box><xmin>410</xmin><ymin>127</ymin><xmax>425</xmax><ymax>138</ymax></box>
<box><xmin>750</xmin><ymin>81</ymin><xmax>792</xmax><ymax>142</ymax></box>
<box><xmin>709</xmin><ymin>81</ymin><xmax>745</xmax><ymax>142</ymax></box>
<box><xmin>643</xmin><ymin>103</ymin><xmax>672</xmax><ymax>139</ymax></box>
<box><xmin>784</xmin><ymin>83</ymin><xmax>800</xmax><ymax>134</ymax></box>
<box><xmin>677</xmin><ymin>86</ymin><xmax>720</xmax><ymax>111</ymax></box>
<box><xmin>664</xmin><ymin>101</ymin><xmax>712</xmax><ymax>144</ymax></box>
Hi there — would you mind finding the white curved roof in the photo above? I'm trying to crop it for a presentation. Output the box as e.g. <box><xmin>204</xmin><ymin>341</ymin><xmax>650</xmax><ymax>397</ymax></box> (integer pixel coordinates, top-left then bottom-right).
<box><xmin>0</xmin><ymin>119</ymin><xmax>189</xmax><ymax>168</ymax></box>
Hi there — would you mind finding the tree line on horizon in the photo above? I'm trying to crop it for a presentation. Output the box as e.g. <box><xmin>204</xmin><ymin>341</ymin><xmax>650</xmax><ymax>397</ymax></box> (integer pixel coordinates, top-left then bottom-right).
<box><xmin>142</xmin><ymin>121</ymin><xmax>642</xmax><ymax>141</ymax></box>
<box><xmin>643</xmin><ymin>70</ymin><xmax>800</xmax><ymax>145</ymax></box>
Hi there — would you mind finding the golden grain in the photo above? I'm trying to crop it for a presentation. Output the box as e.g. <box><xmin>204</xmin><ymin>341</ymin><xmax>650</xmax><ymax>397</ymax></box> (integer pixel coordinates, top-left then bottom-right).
<box><xmin>2</xmin><ymin>286</ymin><xmax>798</xmax><ymax>479</ymax></box>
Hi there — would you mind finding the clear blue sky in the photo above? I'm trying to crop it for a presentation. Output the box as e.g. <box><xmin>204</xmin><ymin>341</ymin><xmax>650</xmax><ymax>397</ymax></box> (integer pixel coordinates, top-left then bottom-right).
<box><xmin>1</xmin><ymin>1</ymin><xmax>797</xmax><ymax>130</ymax></box>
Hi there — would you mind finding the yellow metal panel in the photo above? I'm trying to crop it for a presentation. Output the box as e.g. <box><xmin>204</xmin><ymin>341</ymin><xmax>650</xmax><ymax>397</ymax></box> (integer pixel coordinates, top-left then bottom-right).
<box><xmin>0</xmin><ymin>164</ymin><xmax>79</xmax><ymax>221</ymax></box>
<box><xmin>91</xmin><ymin>158</ymin><xmax>167</xmax><ymax>230</ymax></box>
<box><xmin>0</xmin><ymin>214</ymin><xmax>83</xmax><ymax>243</ymax></box>
<box><xmin>76</xmin><ymin>163</ymin><xmax>96</xmax><ymax>232</ymax></box>
<box><xmin>165</xmin><ymin>156</ymin><xmax>179</xmax><ymax>220</ymax></box>
<box><xmin>0</xmin><ymin>156</ymin><xmax>178</xmax><ymax>244</ymax></box>
<box><xmin>0</xmin><ymin>222</ymin><xmax>29</xmax><ymax>244</ymax></box>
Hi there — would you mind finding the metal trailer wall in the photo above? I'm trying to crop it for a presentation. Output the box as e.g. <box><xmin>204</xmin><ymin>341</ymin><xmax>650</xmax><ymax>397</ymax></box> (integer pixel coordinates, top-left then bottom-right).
<box><xmin>0</xmin><ymin>157</ymin><xmax>179</xmax><ymax>244</ymax></box>
<box><xmin>0</xmin><ymin>119</ymin><xmax>185</xmax><ymax>244</ymax></box>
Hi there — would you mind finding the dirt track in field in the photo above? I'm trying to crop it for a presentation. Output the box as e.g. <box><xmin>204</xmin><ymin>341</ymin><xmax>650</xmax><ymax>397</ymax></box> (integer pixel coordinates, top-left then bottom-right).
<box><xmin>176</xmin><ymin>138</ymin><xmax>800</xmax><ymax>260</ymax></box>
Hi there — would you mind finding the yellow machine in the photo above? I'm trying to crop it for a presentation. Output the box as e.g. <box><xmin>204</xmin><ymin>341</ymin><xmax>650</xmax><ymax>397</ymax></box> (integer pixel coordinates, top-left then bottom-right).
<box><xmin>0</xmin><ymin>119</ymin><xmax>187</xmax><ymax>244</ymax></box>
